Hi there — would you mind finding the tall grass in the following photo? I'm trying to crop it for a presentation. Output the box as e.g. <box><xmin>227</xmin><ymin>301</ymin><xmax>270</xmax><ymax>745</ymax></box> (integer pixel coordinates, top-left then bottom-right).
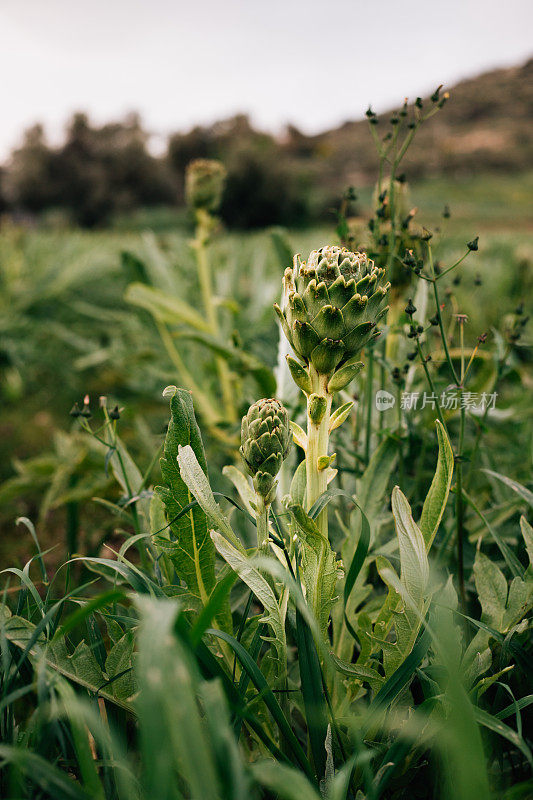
<box><xmin>0</xmin><ymin>92</ymin><xmax>531</xmax><ymax>800</ymax></box>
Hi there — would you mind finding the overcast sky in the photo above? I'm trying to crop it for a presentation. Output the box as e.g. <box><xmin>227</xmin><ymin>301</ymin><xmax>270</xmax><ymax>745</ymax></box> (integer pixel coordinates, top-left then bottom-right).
<box><xmin>1</xmin><ymin>0</ymin><xmax>532</xmax><ymax>158</ymax></box>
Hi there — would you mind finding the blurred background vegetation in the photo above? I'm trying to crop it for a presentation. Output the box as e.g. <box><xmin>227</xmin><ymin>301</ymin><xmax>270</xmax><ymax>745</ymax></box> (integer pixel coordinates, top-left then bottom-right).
<box><xmin>1</xmin><ymin>59</ymin><xmax>532</xmax><ymax>229</ymax></box>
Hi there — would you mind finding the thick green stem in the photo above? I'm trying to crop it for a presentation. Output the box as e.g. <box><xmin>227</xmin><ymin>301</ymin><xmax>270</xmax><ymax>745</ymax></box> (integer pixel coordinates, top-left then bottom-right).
<box><xmin>194</xmin><ymin>212</ymin><xmax>236</xmax><ymax>424</ymax></box>
<box><xmin>428</xmin><ymin>245</ymin><xmax>459</xmax><ymax>386</ymax></box>
<box><xmin>364</xmin><ymin>344</ymin><xmax>375</xmax><ymax>465</ymax></box>
<box><xmin>415</xmin><ymin>337</ymin><xmax>448</xmax><ymax>432</ymax></box>
<box><xmin>455</xmin><ymin>320</ymin><xmax>467</xmax><ymax>608</ymax></box>
<box><xmin>157</xmin><ymin>321</ymin><xmax>220</xmax><ymax>421</ymax></box>
<box><xmin>305</xmin><ymin>366</ymin><xmax>332</xmax><ymax>536</ymax></box>
<box><xmin>256</xmin><ymin>496</ymin><xmax>270</xmax><ymax>552</ymax></box>
<box><xmin>396</xmin><ymin>381</ymin><xmax>405</xmax><ymax>487</ymax></box>
<box><xmin>456</xmin><ymin>401</ymin><xmax>466</xmax><ymax>608</ymax></box>
<box><xmin>384</xmin><ymin>298</ymin><xmax>402</xmax><ymax>363</ymax></box>
<box><xmin>465</xmin><ymin>355</ymin><xmax>506</xmax><ymax>490</ymax></box>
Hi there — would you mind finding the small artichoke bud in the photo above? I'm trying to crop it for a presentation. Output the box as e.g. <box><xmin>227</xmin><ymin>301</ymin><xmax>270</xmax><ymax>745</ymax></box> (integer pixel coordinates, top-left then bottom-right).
<box><xmin>308</xmin><ymin>394</ymin><xmax>327</xmax><ymax>425</ymax></box>
<box><xmin>276</xmin><ymin>246</ymin><xmax>389</xmax><ymax>385</ymax></box>
<box><xmin>185</xmin><ymin>159</ymin><xmax>226</xmax><ymax>214</ymax></box>
<box><xmin>240</xmin><ymin>399</ymin><xmax>292</xmax><ymax>504</ymax></box>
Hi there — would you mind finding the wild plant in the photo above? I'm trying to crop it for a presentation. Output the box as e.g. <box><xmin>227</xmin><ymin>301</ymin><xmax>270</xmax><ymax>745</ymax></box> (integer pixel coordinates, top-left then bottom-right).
<box><xmin>125</xmin><ymin>159</ymin><xmax>274</xmax><ymax>447</ymax></box>
<box><xmin>0</xmin><ymin>90</ymin><xmax>531</xmax><ymax>800</ymax></box>
<box><xmin>2</xmin><ymin>294</ymin><xmax>531</xmax><ymax>798</ymax></box>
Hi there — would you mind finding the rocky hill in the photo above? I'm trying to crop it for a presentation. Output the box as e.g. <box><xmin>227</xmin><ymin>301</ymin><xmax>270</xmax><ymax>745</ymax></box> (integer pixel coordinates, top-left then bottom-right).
<box><xmin>305</xmin><ymin>57</ymin><xmax>533</xmax><ymax>186</ymax></box>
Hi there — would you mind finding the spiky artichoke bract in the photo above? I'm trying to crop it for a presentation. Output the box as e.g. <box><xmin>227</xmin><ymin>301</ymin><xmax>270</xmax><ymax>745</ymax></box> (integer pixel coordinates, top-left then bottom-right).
<box><xmin>275</xmin><ymin>245</ymin><xmax>390</xmax><ymax>383</ymax></box>
<box><xmin>240</xmin><ymin>399</ymin><xmax>291</xmax><ymax>504</ymax></box>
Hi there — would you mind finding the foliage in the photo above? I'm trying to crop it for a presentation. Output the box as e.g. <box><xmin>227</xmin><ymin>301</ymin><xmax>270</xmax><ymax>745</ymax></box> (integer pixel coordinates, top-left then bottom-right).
<box><xmin>0</xmin><ymin>85</ymin><xmax>532</xmax><ymax>800</ymax></box>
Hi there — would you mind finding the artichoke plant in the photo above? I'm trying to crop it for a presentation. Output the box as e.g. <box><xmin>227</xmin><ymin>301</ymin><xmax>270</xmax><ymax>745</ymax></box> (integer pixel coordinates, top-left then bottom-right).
<box><xmin>185</xmin><ymin>158</ymin><xmax>237</xmax><ymax>428</ymax></box>
<box><xmin>275</xmin><ymin>245</ymin><xmax>390</xmax><ymax>539</ymax></box>
<box><xmin>185</xmin><ymin>158</ymin><xmax>226</xmax><ymax>214</ymax></box>
<box><xmin>240</xmin><ymin>398</ymin><xmax>291</xmax><ymax>506</ymax></box>
<box><xmin>372</xmin><ymin>177</ymin><xmax>411</xmax><ymax>223</ymax></box>
<box><xmin>370</xmin><ymin>178</ymin><xmax>421</xmax><ymax>298</ymax></box>
<box><xmin>275</xmin><ymin>245</ymin><xmax>390</xmax><ymax>393</ymax></box>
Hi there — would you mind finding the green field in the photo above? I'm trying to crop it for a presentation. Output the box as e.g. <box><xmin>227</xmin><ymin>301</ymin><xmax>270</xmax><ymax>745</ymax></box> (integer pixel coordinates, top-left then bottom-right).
<box><xmin>1</xmin><ymin>170</ymin><xmax>532</xmax><ymax>556</ymax></box>
<box><xmin>0</xmin><ymin>165</ymin><xmax>531</xmax><ymax>799</ymax></box>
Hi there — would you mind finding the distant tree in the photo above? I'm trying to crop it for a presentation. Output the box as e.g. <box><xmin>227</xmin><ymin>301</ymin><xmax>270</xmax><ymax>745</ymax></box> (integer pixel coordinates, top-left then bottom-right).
<box><xmin>167</xmin><ymin>115</ymin><xmax>311</xmax><ymax>228</ymax></box>
<box><xmin>221</xmin><ymin>146</ymin><xmax>310</xmax><ymax>228</ymax></box>
<box><xmin>0</xmin><ymin>167</ymin><xmax>8</xmax><ymax>214</ymax></box>
<box><xmin>6</xmin><ymin>114</ymin><xmax>175</xmax><ymax>226</ymax></box>
<box><xmin>5</xmin><ymin>125</ymin><xmax>57</xmax><ymax>212</ymax></box>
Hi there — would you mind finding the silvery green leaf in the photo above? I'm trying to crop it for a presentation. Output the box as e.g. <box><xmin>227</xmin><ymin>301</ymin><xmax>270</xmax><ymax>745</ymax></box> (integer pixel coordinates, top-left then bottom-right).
<box><xmin>328</xmin><ymin>401</ymin><xmax>354</xmax><ymax>433</ymax></box>
<box><xmin>394</xmin><ymin>487</ymin><xmax>429</xmax><ymax>603</ymax></box>
<box><xmin>211</xmin><ymin>531</ymin><xmax>287</xmax><ymax>686</ymax></box>
<box><xmin>177</xmin><ymin>444</ymin><xmax>243</xmax><ymax>552</ymax></box>
<box><xmin>520</xmin><ymin>515</ymin><xmax>533</xmax><ymax>568</ymax></box>
<box><xmin>290</xmin><ymin>504</ymin><xmax>342</xmax><ymax>638</ymax></box>
<box><xmin>375</xmin><ymin>488</ymin><xmax>430</xmax><ymax>676</ymax></box>
<box><xmin>222</xmin><ymin>465</ymin><xmax>256</xmax><ymax>517</ymax></box>
<box><xmin>420</xmin><ymin>420</ymin><xmax>454</xmax><ymax>549</ymax></box>
<box><xmin>482</xmin><ymin>469</ymin><xmax>533</xmax><ymax>510</ymax></box>
<box><xmin>474</xmin><ymin>550</ymin><xmax>508</xmax><ymax>631</ymax></box>
<box><xmin>156</xmin><ymin>389</ymin><xmax>233</xmax><ymax>632</ymax></box>
<box><xmin>290</xmin><ymin>459</ymin><xmax>307</xmax><ymax>507</ymax></box>
<box><xmin>125</xmin><ymin>282</ymin><xmax>211</xmax><ymax>332</ymax></box>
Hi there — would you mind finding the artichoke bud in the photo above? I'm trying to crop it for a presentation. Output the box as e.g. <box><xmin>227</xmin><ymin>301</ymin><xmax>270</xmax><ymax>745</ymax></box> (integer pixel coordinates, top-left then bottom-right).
<box><xmin>185</xmin><ymin>159</ymin><xmax>226</xmax><ymax>213</ymax></box>
<box><xmin>240</xmin><ymin>398</ymin><xmax>292</xmax><ymax>504</ymax></box>
<box><xmin>308</xmin><ymin>393</ymin><xmax>327</xmax><ymax>425</ymax></box>
<box><xmin>317</xmin><ymin>453</ymin><xmax>336</xmax><ymax>471</ymax></box>
<box><xmin>277</xmin><ymin>245</ymin><xmax>389</xmax><ymax>381</ymax></box>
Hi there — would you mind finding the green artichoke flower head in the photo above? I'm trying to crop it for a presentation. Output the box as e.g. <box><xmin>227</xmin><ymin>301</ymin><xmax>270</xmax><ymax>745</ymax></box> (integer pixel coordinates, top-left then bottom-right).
<box><xmin>185</xmin><ymin>158</ymin><xmax>226</xmax><ymax>214</ymax></box>
<box><xmin>240</xmin><ymin>398</ymin><xmax>292</xmax><ymax>504</ymax></box>
<box><xmin>275</xmin><ymin>245</ymin><xmax>390</xmax><ymax>382</ymax></box>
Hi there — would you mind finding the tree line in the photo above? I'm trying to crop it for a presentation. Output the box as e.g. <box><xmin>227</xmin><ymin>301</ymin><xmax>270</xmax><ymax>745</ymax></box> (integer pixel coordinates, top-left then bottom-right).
<box><xmin>0</xmin><ymin>113</ymin><xmax>324</xmax><ymax>228</ymax></box>
<box><xmin>2</xmin><ymin>59</ymin><xmax>530</xmax><ymax>228</ymax></box>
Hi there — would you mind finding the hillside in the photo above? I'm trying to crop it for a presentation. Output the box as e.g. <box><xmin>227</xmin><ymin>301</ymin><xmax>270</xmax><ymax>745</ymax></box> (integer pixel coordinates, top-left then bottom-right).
<box><xmin>307</xmin><ymin>58</ymin><xmax>533</xmax><ymax>186</ymax></box>
<box><xmin>2</xmin><ymin>57</ymin><xmax>531</xmax><ymax>227</ymax></box>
